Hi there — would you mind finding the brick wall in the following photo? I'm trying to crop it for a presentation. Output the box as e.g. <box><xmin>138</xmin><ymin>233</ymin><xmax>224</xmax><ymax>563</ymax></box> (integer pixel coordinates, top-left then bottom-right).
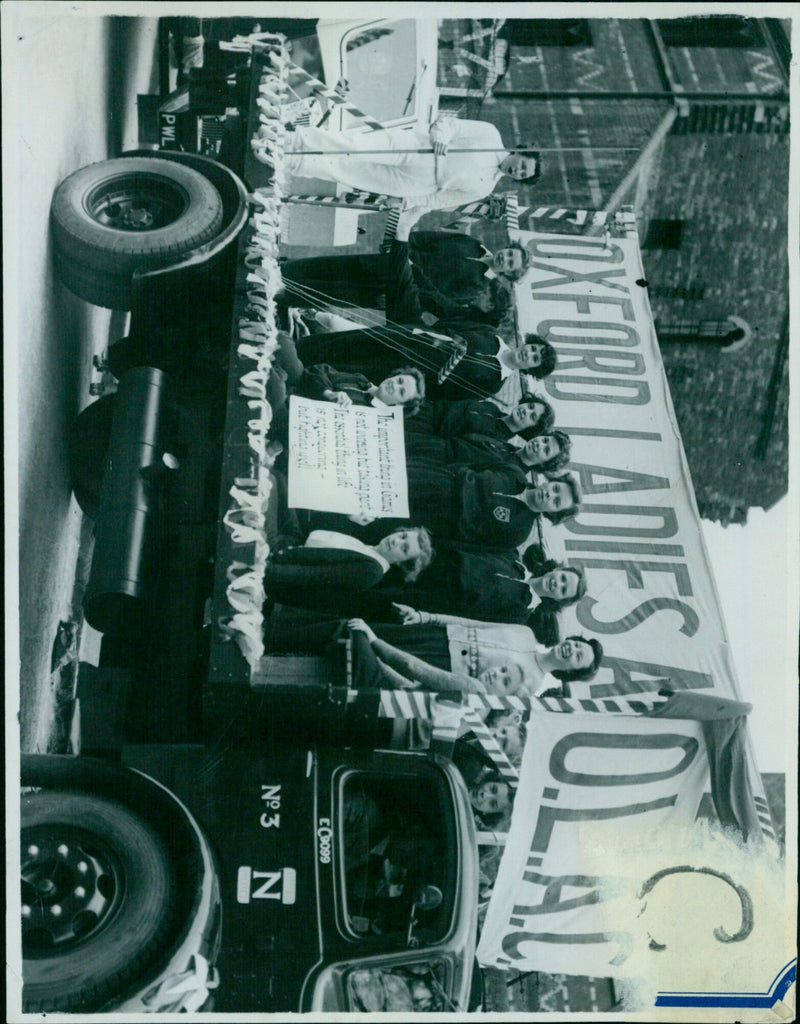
<box><xmin>637</xmin><ymin>129</ymin><xmax>789</xmax><ymax>518</ymax></box>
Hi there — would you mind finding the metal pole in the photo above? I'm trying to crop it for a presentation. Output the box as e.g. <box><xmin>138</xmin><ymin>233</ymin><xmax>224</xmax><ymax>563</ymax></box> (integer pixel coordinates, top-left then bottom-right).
<box><xmin>295</xmin><ymin>146</ymin><xmax>642</xmax><ymax>157</ymax></box>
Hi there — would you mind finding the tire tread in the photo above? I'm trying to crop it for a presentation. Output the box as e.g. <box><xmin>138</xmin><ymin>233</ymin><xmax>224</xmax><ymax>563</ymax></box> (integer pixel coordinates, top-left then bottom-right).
<box><xmin>51</xmin><ymin>157</ymin><xmax>224</xmax><ymax>308</ymax></box>
<box><xmin>22</xmin><ymin>790</ymin><xmax>176</xmax><ymax>1013</ymax></box>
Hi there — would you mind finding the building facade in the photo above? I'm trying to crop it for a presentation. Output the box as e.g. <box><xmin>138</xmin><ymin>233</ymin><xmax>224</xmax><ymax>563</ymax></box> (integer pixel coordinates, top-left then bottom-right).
<box><xmin>436</xmin><ymin>16</ymin><xmax>790</xmax><ymax>523</ymax></box>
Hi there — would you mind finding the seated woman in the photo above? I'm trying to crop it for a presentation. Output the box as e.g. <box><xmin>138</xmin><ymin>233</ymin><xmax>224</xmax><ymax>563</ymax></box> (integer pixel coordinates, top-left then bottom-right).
<box><xmin>350</xmin><ymin>620</ymin><xmax>603</xmax><ymax>698</ymax></box>
<box><xmin>406</xmin><ymin>428</ymin><xmax>571</xmax><ymax>476</ymax></box>
<box><xmin>265</xmin><ymin>349</ymin><xmax>426</xmax><ymax>456</ymax></box>
<box><xmin>268</xmin><ymin>328</ymin><xmax>426</xmax><ymax>413</ymax></box>
<box><xmin>264</xmin><ymin>526</ymin><xmax>434</xmax><ymax>602</ymax></box>
<box><xmin>260</xmin><ymin>545</ymin><xmax>521</xmax><ymax>626</ymax></box>
<box><xmin>295</xmin><ymin>362</ymin><xmax>426</xmax><ymax>413</ymax></box>
<box><xmin>407</xmin><ymin>394</ymin><xmax>555</xmax><ymax>442</ymax></box>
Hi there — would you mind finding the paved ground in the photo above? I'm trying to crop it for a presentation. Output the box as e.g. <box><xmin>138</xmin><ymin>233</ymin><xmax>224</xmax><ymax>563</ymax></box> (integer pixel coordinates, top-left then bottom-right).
<box><xmin>5</xmin><ymin>11</ymin><xmax>158</xmax><ymax>751</ymax></box>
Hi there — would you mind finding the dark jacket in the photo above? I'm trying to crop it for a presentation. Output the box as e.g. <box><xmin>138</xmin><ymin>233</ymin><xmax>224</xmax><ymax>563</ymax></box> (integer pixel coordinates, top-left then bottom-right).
<box><xmin>408</xmin><ymin>231</ymin><xmax>493</xmax><ymax>298</ymax></box>
<box><xmin>430</xmin><ymin>399</ymin><xmax>514</xmax><ymax>440</ymax></box>
<box><xmin>264</xmin><ymin>545</ymin><xmax>387</xmax><ymax>596</ymax></box>
<box><xmin>295</xmin><ymin>364</ymin><xmax>375</xmax><ymax>405</ymax></box>
<box><xmin>278</xmin><ymin>238</ymin><xmax>482</xmax><ymax>324</ymax></box>
<box><xmin>405</xmin><ymin>431</ymin><xmax>523</xmax><ymax>471</ymax></box>
<box><xmin>296</xmin><ymin>320</ymin><xmax>508</xmax><ymax>402</ymax></box>
<box><xmin>293</xmin><ymin>461</ymin><xmax>531</xmax><ymax>551</ymax></box>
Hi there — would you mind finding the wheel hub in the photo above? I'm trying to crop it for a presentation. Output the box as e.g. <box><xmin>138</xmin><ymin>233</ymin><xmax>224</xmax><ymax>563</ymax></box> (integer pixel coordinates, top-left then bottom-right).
<box><xmin>85</xmin><ymin>173</ymin><xmax>187</xmax><ymax>232</ymax></box>
<box><xmin>120</xmin><ymin>206</ymin><xmax>155</xmax><ymax>229</ymax></box>
<box><xmin>21</xmin><ymin>827</ymin><xmax>122</xmax><ymax>953</ymax></box>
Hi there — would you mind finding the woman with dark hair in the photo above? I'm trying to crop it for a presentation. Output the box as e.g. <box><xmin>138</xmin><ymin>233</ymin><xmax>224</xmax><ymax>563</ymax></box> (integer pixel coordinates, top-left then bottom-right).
<box><xmin>273</xmin><ymin>614</ymin><xmax>602</xmax><ymax>696</ymax></box>
<box><xmin>545</xmin><ymin>635</ymin><xmax>605</xmax><ymax>688</ymax></box>
<box><xmin>405</xmin><ymin>428</ymin><xmax>571</xmax><ymax>476</ymax></box>
<box><xmin>407</xmin><ymin>394</ymin><xmax>555</xmax><ymax>442</ymax></box>
<box><xmin>507</xmin><ymin>149</ymin><xmax>542</xmax><ymax>185</ymax></box>
<box><xmin>468</xmin><ymin>770</ymin><xmax>514</xmax><ymax>830</ymax></box>
<box><xmin>291</xmin><ymin>465</ymin><xmax>582</xmax><ymax>552</ymax></box>
<box><xmin>520</xmin><ymin>333</ymin><xmax>557</xmax><ymax>378</ymax></box>
<box><xmin>391</xmin><ymin>543</ymin><xmax>586</xmax><ymax>645</ymax></box>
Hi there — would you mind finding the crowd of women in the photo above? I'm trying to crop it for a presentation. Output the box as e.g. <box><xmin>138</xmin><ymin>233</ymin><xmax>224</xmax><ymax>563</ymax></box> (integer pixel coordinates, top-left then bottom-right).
<box><xmin>258</xmin><ymin>117</ymin><xmax>604</xmax><ymax>839</ymax></box>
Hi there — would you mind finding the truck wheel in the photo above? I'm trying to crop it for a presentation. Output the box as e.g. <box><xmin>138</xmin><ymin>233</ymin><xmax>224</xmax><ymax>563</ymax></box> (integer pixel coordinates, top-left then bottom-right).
<box><xmin>51</xmin><ymin>157</ymin><xmax>224</xmax><ymax>309</ymax></box>
<box><xmin>21</xmin><ymin>790</ymin><xmax>175</xmax><ymax>1013</ymax></box>
<box><xmin>68</xmin><ymin>396</ymin><xmax>116</xmax><ymax>518</ymax></box>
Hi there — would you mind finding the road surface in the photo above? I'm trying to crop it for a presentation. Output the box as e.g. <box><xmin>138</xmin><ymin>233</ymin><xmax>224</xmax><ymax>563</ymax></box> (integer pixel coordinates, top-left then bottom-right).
<box><xmin>4</xmin><ymin>11</ymin><xmax>158</xmax><ymax>751</ymax></box>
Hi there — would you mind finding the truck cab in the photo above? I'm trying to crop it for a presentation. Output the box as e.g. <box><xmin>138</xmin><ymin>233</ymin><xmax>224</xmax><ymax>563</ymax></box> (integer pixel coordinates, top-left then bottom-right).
<box><xmin>119</xmin><ymin>740</ymin><xmax>478</xmax><ymax>1013</ymax></box>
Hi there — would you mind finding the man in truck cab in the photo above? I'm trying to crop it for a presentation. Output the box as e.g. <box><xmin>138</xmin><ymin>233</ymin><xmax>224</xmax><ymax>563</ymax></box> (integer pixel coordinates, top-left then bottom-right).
<box><xmin>344</xmin><ymin>788</ymin><xmax>440</xmax><ymax>938</ymax></box>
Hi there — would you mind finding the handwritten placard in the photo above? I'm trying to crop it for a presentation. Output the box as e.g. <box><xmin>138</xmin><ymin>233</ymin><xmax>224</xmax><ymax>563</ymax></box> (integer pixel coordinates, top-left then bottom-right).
<box><xmin>287</xmin><ymin>397</ymin><xmax>409</xmax><ymax>517</ymax></box>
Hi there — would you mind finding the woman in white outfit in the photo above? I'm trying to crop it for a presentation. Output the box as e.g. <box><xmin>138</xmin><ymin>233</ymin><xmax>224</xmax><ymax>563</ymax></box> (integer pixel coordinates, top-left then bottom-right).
<box><xmin>280</xmin><ymin>116</ymin><xmax>541</xmax><ymax>214</ymax></box>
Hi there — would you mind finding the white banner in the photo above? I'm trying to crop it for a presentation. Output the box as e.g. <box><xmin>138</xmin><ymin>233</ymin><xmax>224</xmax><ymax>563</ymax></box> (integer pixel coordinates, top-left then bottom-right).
<box><xmin>513</xmin><ymin>232</ymin><xmax>742</xmax><ymax>705</ymax></box>
<box><xmin>475</xmin><ymin>710</ymin><xmax>787</xmax><ymax>998</ymax></box>
<box><xmin>478</xmin><ymin>229</ymin><xmax>780</xmax><ymax>988</ymax></box>
<box><xmin>287</xmin><ymin>396</ymin><xmax>409</xmax><ymax>517</ymax></box>
<box><xmin>477</xmin><ymin>711</ymin><xmax>710</xmax><ymax>976</ymax></box>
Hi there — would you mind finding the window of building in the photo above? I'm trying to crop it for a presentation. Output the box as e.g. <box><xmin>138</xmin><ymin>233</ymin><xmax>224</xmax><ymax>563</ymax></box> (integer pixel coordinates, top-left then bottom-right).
<box><xmin>498</xmin><ymin>19</ymin><xmax>592</xmax><ymax>47</ymax></box>
<box><xmin>643</xmin><ymin>219</ymin><xmax>684</xmax><ymax>250</ymax></box>
<box><xmin>657</xmin><ymin>16</ymin><xmax>762</xmax><ymax>48</ymax></box>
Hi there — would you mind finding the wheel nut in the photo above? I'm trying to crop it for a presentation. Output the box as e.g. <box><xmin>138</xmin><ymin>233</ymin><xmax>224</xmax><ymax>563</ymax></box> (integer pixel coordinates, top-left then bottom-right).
<box><xmin>21</xmin><ymin>905</ymin><xmax>31</xmax><ymax>918</ymax></box>
<box><xmin>77</xmin><ymin>861</ymin><xmax>88</xmax><ymax>873</ymax></box>
<box><xmin>27</xmin><ymin>845</ymin><xmax>39</xmax><ymax>857</ymax></box>
<box><xmin>51</xmin><ymin>905</ymin><xmax>62</xmax><ymax>917</ymax></box>
<box><xmin>57</xmin><ymin>844</ymin><xmax>69</xmax><ymax>856</ymax></box>
<box><xmin>74</xmin><ymin>886</ymin><xmax>86</xmax><ymax>898</ymax></box>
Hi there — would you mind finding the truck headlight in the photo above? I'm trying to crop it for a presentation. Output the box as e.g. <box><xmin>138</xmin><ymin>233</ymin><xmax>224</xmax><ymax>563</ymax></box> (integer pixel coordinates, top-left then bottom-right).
<box><xmin>345</xmin><ymin>960</ymin><xmax>453</xmax><ymax>1013</ymax></box>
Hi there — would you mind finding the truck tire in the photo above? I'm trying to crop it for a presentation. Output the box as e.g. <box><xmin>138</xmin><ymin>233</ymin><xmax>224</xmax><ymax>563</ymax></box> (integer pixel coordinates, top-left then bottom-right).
<box><xmin>51</xmin><ymin>157</ymin><xmax>224</xmax><ymax>309</ymax></box>
<box><xmin>21</xmin><ymin>790</ymin><xmax>175</xmax><ymax>1013</ymax></box>
<box><xmin>68</xmin><ymin>395</ymin><xmax>116</xmax><ymax>518</ymax></box>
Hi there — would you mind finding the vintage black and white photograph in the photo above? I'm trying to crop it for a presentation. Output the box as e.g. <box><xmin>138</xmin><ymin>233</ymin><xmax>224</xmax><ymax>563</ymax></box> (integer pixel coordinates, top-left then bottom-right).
<box><xmin>4</xmin><ymin>2</ymin><xmax>797</xmax><ymax>1018</ymax></box>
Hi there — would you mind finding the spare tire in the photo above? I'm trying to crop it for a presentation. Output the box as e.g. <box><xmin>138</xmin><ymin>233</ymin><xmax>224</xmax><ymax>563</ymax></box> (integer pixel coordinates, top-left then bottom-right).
<box><xmin>51</xmin><ymin>157</ymin><xmax>224</xmax><ymax>310</ymax></box>
<box><xmin>21</xmin><ymin>790</ymin><xmax>175</xmax><ymax>1013</ymax></box>
<box><xmin>68</xmin><ymin>396</ymin><xmax>116</xmax><ymax>519</ymax></box>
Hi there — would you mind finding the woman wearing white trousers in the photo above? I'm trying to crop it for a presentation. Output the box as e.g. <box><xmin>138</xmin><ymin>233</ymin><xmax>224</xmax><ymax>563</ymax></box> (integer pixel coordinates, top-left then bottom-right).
<box><xmin>279</xmin><ymin>116</ymin><xmax>540</xmax><ymax>220</ymax></box>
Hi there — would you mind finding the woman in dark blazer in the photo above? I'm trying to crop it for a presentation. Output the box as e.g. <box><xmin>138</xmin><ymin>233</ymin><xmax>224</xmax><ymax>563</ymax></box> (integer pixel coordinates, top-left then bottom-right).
<box><xmin>406</xmin><ymin>394</ymin><xmax>555</xmax><ymax>442</ymax></box>
<box><xmin>405</xmin><ymin>429</ymin><xmax>571</xmax><ymax>477</ymax></box>
<box><xmin>264</xmin><ymin>526</ymin><xmax>434</xmax><ymax>605</ymax></box>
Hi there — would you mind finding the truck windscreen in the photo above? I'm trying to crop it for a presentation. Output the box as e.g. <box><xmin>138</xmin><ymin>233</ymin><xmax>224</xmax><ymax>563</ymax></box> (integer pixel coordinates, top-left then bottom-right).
<box><xmin>340</xmin><ymin>771</ymin><xmax>456</xmax><ymax>944</ymax></box>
